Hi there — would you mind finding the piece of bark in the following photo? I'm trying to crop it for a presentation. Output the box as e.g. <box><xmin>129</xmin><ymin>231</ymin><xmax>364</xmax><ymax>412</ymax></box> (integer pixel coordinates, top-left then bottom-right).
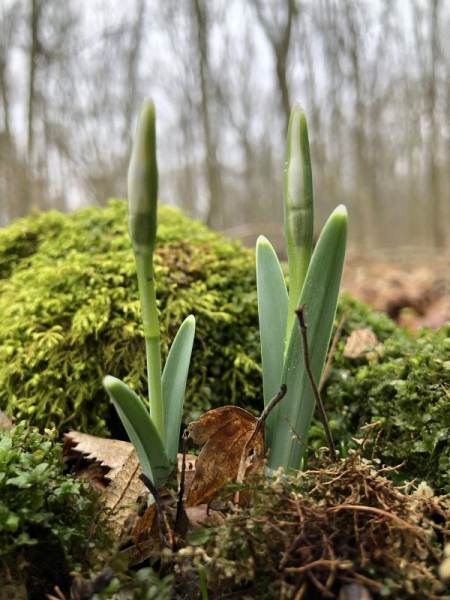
<box><xmin>0</xmin><ymin>410</ymin><xmax>13</xmax><ymax>431</ymax></box>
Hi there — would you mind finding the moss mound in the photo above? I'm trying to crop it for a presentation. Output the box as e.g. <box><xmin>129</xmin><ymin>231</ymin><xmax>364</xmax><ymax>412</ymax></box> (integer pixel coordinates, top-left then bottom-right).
<box><xmin>0</xmin><ymin>201</ymin><xmax>261</xmax><ymax>436</ymax></box>
<box><xmin>320</xmin><ymin>295</ymin><xmax>450</xmax><ymax>493</ymax></box>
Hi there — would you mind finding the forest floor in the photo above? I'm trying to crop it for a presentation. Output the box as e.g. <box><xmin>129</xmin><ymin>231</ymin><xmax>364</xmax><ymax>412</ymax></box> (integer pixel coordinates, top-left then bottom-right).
<box><xmin>342</xmin><ymin>252</ymin><xmax>450</xmax><ymax>330</ymax></box>
<box><xmin>4</xmin><ymin>253</ymin><xmax>450</xmax><ymax>600</ymax></box>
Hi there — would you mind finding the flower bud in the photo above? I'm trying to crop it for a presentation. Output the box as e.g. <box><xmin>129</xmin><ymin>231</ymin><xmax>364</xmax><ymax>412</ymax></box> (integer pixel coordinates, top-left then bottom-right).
<box><xmin>127</xmin><ymin>99</ymin><xmax>158</xmax><ymax>255</ymax></box>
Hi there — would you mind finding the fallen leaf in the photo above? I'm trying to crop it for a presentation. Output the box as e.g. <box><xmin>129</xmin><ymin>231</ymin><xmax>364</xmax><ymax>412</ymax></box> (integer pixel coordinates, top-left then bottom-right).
<box><xmin>100</xmin><ymin>449</ymin><xmax>147</xmax><ymax>539</ymax></box>
<box><xmin>64</xmin><ymin>431</ymin><xmax>199</xmax><ymax>539</ymax></box>
<box><xmin>63</xmin><ymin>431</ymin><xmax>134</xmax><ymax>482</ymax></box>
<box><xmin>343</xmin><ymin>328</ymin><xmax>379</xmax><ymax>359</ymax></box>
<box><xmin>185</xmin><ymin>504</ymin><xmax>224</xmax><ymax>528</ymax></box>
<box><xmin>121</xmin><ymin>539</ymin><xmax>155</xmax><ymax>566</ymax></box>
<box><xmin>186</xmin><ymin>406</ymin><xmax>264</xmax><ymax>507</ymax></box>
<box><xmin>131</xmin><ymin>503</ymin><xmax>157</xmax><ymax>545</ymax></box>
<box><xmin>64</xmin><ymin>431</ymin><xmax>197</xmax><ymax>489</ymax></box>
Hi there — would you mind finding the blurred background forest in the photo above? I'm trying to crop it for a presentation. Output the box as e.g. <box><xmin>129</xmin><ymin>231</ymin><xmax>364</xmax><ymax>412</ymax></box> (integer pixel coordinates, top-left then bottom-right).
<box><xmin>0</xmin><ymin>0</ymin><xmax>449</xmax><ymax>252</ymax></box>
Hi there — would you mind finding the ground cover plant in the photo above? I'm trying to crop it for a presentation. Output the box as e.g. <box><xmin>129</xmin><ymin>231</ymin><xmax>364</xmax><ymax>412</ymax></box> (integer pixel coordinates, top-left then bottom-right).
<box><xmin>0</xmin><ymin>422</ymin><xmax>98</xmax><ymax>598</ymax></box>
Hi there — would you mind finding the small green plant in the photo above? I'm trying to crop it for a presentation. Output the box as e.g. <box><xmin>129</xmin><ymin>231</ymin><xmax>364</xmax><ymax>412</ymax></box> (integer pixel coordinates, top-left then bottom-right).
<box><xmin>103</xmin><ymin>101</ymin><xmax>346</xmax><ymax>484</ymax></box>
<box><xmin>0</xmin><ymin>422</ymin><xmax>95</xmax><ymax>558</ymax></box>
<box><xmin>257</xmin><ymin>104</ymin><xmax>348</xmax><ymax>472</ymax></box>
<box><xmin>103</xmin><ymin>101</ymin><xmax>195</xmax><ymax>488</ymax></box>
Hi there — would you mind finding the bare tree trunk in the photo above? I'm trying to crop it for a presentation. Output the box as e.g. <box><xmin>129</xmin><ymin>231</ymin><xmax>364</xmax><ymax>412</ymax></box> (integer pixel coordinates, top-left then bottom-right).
<box><xmin>252</xmin><ymin>0</ymin><xmax>295</xmax><ymax>133</ymax></box>
<box><xmin>192</xmin><ymin>0</ymin><xmax>222</xmax><ymax>228</ymax></box>
<box><xmin>0</xmin><ymin>59</ymin><xmax>11</xmax><ymax>141</ymax></box>
<box><xmin>24</xmin><ymin>0</ymin><xmax>41</xmax><ymax>215</ymax></box>
<box><xmin>343</xmin><ymin>0</ymin><xmax>371</xmax><ymax>246</ymax></box>
<box><xmin>28</xmin><ymin>0</ymin><xmax>39</xmax><ymax>162</ymax></box>
<box><xmin>428</xmin><ymin>0</ymin><xmax>443</xmax><ymax>247</ymax></box>
<box><xmin>123</xmin><ymin>0</ymin><xmax>145</xmax><ymax>142</ymax></box>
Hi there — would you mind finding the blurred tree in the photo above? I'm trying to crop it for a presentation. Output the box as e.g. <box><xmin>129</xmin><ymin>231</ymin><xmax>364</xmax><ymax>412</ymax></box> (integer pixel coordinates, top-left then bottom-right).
<box><xmin>0</xmin><ymin>0</ymin><xmax>449</xmax><ymax>251</ymax></box>
<box><xmin>251</xmin><ymin>0</ymin><xmax>295</xmax><ymax>133</ymax></box>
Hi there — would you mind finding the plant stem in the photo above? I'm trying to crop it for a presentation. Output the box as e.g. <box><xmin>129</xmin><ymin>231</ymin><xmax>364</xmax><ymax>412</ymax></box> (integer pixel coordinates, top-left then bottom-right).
<box><xmin>135</xmin><ymin>252</ymin><xmax>164</xmax><ymax>444</ymax></box>
<box><xmin>284</xmin><ymin>104</ymin><xmax>314</xmax><ymax>341</ymax></box>
<box><xmin>295</xmin><ymin>303</ymin><xmax>336</xmax><ymax>461</ymax></box>
<box><xmin>236</xmin><ymin>384</ymin><xmax>287</xmax><ymax>490</ymax></box>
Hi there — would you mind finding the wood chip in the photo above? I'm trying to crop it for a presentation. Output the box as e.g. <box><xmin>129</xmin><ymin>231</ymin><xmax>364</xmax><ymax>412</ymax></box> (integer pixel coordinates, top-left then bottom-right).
<box><xmin>343</xmin><ymin>328</ymin><xmax>379</xmax><ymax>359</ymax></box>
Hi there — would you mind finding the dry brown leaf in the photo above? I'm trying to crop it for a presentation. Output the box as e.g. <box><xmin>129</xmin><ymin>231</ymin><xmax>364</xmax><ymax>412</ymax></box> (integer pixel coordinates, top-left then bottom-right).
<box><xmin>64</xmin><ymin>431</ymin><xmax>200</xmax><ymax>539</ymax></box>
<box><xmin>185</xmin><ymin>504</ymin><xmax>224</xmax><ymax>528</ymax></box>
<box><xmin>179</xmin><ymin>453</ymin><xmax>197</xmax><ymax>497</ymax></box>
<box><xmin>100</xmin><ymin>449</ymin><xmax>147</xmax><ymax>539</ymax></box>
<box><xmin>343</xmin><ymin>328</ymin><xmax>379</xmax><ymax>359</ymax></box>
<box><xmin>64</xmin><ymin>433</ymin><xmax>146</xmax><ymax>539</ymax></box>
<box><xmin>64</xmin><ymin>431</ymin><xmax>134</xmax><ymax>480</ymax></box>
<box><xmin>131</xmin><ymin>503</ymin><xmax>157</xmax><ymax>545</ymax></box>
<box><xmin>121</xmin><ymin>539</ymin><xmax>155</xmax><ymax>566</ymax></box>
<box><xmin>64</xmin><ymin>431</ymin><xmax>196</xmax><ymax>489</ymax></box>
<box><xmin>186</xmin><ymin>406</ymin><xmax>264</xmax><ymax>507</ymax></box>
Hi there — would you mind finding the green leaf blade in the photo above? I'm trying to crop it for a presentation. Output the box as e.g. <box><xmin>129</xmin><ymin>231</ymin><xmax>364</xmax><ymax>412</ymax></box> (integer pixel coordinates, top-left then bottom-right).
<box><xmin>103</xmin><ymin>375</ymin><xmax>171</xmax><ymax>488</ymax></box>
<box><xmin>268</xmin><ymin>205</ymin><xmax>348</xmax><ymax>472</ymax></box>
<box><xmin>162</xmin><ymin>314</ymin><xmax>196</xmax><ymax>465</ymax></box>
<box><xmin>256</xmin><ymin>236</ymin><xmax>288</xmax><ymax>448</ymax></box>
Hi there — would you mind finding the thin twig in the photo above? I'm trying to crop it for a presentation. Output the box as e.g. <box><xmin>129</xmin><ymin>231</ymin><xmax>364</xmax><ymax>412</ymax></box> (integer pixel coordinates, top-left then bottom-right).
<box><xmin>295</xmin><ymin>304</ymin><xmax>336</xmax><ymax>461</ymax></box>
<box><xmin>285</xmin><ymin>416</ymin><xmax>315</xmax><ymax>453</ymax></box>
<box><xmin>330</xmin><ymin>504</ymin><xmax>440</xmax><ymax>561</ymax></box>
<box><xmin>235</xmin><ymin>384</ymin><xmax>288</xmax><ymax>492</ymax></box>
<box><xmin>249</xmin><ymin>383</ymin><xmax>287</xmax><ymax>449</ymax></box>
<box><xmin>319</xmin><ymin>313</ymin><xmax>347</xmax><ymax>393</ymax></box>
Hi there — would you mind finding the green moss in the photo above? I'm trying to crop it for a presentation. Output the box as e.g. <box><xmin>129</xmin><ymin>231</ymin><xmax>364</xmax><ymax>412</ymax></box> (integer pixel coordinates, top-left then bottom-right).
<box><xmin>0</xmin><ymin>200</ymin><xmax>261</xmax><ymax>436</ymax></box>
<box><xmin>316</xmin><ymin>295</ymin><xmax>450</xmax><ymax>492</ymax></box>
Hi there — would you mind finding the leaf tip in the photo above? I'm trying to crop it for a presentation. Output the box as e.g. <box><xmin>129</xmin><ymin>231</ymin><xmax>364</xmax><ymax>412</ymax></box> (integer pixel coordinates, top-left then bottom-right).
<box><xmin>331</xmin><ymin>204</ymin><xmax>348</xmax><ymax>221</ymax></box>
<box><xmin>256</xmin><ymin>234</ymin><xmax>270</xmax><ymax>247</ymax></box>
<box><xmin>185</xmin><ymin>314</ymin><xmax>195</xmax><ymax>326</ymax></box>
<box><xmin>291</xmin><ymin>101</ymin><xmax>305</xmax><ymax>116</ymax></box>
<box><xmin>103</xmin><ymin>375</ymin><xmax>121</xmax><ymax>394</ymax></box>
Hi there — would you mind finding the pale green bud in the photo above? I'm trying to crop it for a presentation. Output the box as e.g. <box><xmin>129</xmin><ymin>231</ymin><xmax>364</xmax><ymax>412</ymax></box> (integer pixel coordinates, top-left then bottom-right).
<box><xmin>127</xmin><ymin>99</ymin><xmax>158</xmax><ymax>255</ymax></box>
